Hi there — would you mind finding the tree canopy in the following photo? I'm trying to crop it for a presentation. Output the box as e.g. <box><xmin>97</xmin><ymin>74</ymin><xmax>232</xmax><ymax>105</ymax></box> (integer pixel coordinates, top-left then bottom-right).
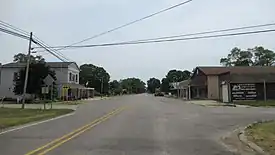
<box><xmin>220</xmin><ymin>46</ymin><xmax>275</xmax><ymax>66</ymax></box>
<box><xmin>14</xmin><ymin>61</ymin><xmax>56</xmax><ymax>96</ymax></box>
<box><xmin>109</xmin><ymin>80</ymin><xmax>122</xmax><ymax>95</ymax></box>
<box><xmin>79</xmin><ymin>64</ymin><xmax>110</xmax><ymax>94</ymax></box>
<box><xmin>160</xmin><ymin>69</ymin><xmax>191</xmax><ymax>93</ymax></box>
<box><xmin>147</xmin><ymin>78</ymin><xmax>161</xmax><ymax>93</ymax></box>
<box><xmin>13</xmin><ymin>53</ymin><xmax>45</xmax><ymax>63</ymax></box>
<box><xmin>120</xmin><ymin>78</ymin><xmax>146</xmax><ymax>94</ymax></box>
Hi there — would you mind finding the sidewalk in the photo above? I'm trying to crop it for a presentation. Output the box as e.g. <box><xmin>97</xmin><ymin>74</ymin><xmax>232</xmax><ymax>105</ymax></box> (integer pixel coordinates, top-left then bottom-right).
<box><xmin>186</xmin><ymin>100</ymin><xmax>227</xmax><ymax>106</ymax></box>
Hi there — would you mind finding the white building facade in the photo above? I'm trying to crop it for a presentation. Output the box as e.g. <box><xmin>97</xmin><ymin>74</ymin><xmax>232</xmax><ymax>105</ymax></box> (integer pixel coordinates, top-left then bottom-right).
<box><xmin>0</xmin><ymin>62</ymin><xmax>93</xmax><ymax>100</ymax></box>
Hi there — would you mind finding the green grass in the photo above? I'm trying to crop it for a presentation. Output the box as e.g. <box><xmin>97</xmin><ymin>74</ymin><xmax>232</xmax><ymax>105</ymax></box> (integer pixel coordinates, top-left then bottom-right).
<box><xmin>0</xmin><ymin>108</ymin><xmax>74</xmax><ymax>130</ymax></box>
<box><xmin>235</xmin><ymin>100</ymin><xmax>275</xmax><ymax>107</ymax></box>
<box><xmin>246</xmin><ymin>121</ymin><xmax>275</xmax><ymax>155</ymax></box>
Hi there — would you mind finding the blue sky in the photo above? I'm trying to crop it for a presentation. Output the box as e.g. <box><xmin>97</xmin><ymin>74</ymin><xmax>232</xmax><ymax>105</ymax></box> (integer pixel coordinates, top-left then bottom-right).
<box><xmin>1</xmin><ymin>0</ymin><xmax>275</xmax><ymax>81</ymax></box>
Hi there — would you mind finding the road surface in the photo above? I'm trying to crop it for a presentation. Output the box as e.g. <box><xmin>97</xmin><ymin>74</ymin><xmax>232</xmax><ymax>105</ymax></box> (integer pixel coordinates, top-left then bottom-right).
<box><xmin>0</xmin><ymin>94</ymin><xmax>275</xmax><ymax>155</ymax></box>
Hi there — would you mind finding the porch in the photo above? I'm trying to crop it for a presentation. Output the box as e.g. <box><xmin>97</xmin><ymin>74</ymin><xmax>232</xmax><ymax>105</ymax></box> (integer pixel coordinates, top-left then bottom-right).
<box><xmin>58</xmin><ymin>83</ymin><xmax>94</xmax><ymax>100</ymax></box>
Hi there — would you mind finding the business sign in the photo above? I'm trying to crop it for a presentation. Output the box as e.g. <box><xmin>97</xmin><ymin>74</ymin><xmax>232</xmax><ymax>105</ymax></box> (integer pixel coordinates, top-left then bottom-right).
<box><xmin>231</xmin><ymin>83</ymin><xmax>257</xmax><ymax>100</ymax></box>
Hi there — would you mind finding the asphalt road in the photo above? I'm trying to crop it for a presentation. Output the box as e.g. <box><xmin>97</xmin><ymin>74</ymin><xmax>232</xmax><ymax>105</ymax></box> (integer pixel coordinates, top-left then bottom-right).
<box><xmin>1</xmin><ymin>94</ymin><xmax>275</xmax><ymax>155</ymax></box>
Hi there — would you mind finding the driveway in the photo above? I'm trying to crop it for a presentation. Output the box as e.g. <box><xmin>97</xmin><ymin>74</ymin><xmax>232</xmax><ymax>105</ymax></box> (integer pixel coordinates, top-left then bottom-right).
<box><xmin>0</xmin><ymin>94</ymin><xmax>274</xmax><ymax>155</ymax></box>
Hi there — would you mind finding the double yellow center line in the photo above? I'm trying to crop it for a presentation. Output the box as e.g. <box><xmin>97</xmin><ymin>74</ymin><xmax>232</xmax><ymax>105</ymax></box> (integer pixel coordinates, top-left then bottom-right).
<box><xmin>25</xmin><ymin>106</ymin><xmax>127</xmax><ymax>155</ymax></box>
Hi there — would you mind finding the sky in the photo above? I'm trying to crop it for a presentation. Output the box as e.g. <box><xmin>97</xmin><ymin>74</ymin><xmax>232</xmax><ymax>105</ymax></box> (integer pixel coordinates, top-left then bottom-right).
<box><xmin>0</xmin><ymin>0</ymin><xmax>275</xmax><ymax>81</ymax></box>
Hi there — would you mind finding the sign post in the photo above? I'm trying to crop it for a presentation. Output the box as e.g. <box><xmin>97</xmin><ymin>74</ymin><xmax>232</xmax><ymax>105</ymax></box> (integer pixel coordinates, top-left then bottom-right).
<box><xmin>42</xmin><ymin>86</ymin><xmax>49</xmax><ymax>109</ymax></box>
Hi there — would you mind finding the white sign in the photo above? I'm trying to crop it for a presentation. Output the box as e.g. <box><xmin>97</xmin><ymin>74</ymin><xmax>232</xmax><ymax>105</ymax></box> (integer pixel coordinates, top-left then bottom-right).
<box><xmin>42</xmin><ymin>86</ymin><xmax>49</xmax><ymax>94</ymax></box>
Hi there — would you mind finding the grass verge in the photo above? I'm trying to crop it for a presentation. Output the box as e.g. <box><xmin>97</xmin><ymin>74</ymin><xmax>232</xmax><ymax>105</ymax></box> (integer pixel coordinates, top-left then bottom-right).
<box><xmin>0</xmin><ymin>108</ymin><xmax>73</xmax><ymax>130</ymax></box>
<box><xmin>245</xmin><ymin>121</ymin><xmax>275</xmax><ymax>155</ymax></box>
<box><xmin>235</xmin><ymin>100</ymin><xmax>275</xmax><ymax>107</ymax></box>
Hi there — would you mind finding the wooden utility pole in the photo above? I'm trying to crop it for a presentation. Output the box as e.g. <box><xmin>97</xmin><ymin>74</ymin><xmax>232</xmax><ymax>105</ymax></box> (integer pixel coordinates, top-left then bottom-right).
<box><xmin>22</xmin><ymin>32</ymin><xmax>33</xmax><ymax>109</ymax></box>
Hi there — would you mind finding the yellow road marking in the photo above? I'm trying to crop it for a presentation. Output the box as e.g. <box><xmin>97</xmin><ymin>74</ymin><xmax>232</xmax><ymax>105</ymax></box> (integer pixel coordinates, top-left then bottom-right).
<box><xmin>25</xmin><ymin>106</ymin><xmax>126</xmax><ymax>155</ymax></box>
<box><xmin>38</xmin><ymin>107</ymin><xmax>126</xmax><ymax>155</ymax></box>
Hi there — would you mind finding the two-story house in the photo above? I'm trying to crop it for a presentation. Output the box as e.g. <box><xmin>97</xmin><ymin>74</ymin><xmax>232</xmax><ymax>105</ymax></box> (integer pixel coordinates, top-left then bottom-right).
<box><xmin>0</xmin><ymin>62</ymin><xmax>94</xmax><ymax>100</ymax></box>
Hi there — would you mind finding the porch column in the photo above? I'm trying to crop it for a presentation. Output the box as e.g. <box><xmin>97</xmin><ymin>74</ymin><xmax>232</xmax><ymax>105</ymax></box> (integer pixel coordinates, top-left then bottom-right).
<box><xmin>196</xmin><ymin>87</ymin><xmax>199</xmax><ymax>98</ymax></box>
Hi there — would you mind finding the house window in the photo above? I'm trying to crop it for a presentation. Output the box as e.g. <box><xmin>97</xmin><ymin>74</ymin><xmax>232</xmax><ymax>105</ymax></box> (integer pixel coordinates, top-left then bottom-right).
<box><xmin>76</xmin><ymin>74</ymin><xmax>78</xmax><ymax>82</ymax></box>
<box><xmin>196</xmin><ymin>69</ymin><xmax>199</xmax><ymax>75</ymax></box>
<box><xmin>72</xmin><ymin>74</ymin><xmax>75</xmax><ymax>82</ymax></box>
<box><xmin>69</xmin><ymin>73</ymin><xmax>72</xmax><ymax>81</ymax></box>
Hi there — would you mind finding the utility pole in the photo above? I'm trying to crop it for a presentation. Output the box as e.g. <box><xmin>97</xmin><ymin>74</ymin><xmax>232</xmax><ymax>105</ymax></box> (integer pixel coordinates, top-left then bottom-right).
<box><xmin>22</xmin><ymin>32</ymin><xmax>33</xmax><ymax>109</ymax></box>
<box><xmin>101</xmin><ymin>77</ymin><xmax>104</xmax><ymax>98</ymax></box>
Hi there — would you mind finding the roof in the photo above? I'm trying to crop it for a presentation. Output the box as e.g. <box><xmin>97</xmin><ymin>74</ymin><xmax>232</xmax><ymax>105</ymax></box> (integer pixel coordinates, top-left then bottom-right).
<box><xmin>1</xmin><ymin>62</ymin><xmax>77</xmax><ymax>69</ymax></box>
<box><xmin>197</xmin><ymin>66</ymin><xmax>275</xmax><ymax>75</ymax></box>
<box><xmin>1</xmin><ymin>62</ymin><xmax>26</xmax><ymax>68</ymax></box>
<box><xmin>46</xmin><ymin>62</ymin><xmax>75</xmax><ymax>68</ymax></box>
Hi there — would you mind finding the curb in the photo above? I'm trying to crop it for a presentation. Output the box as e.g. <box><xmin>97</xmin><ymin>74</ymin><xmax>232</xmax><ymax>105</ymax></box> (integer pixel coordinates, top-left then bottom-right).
<box><xmin>238</xmin><ymin>120</ymin><xmax>272</xmax><ymax>155</ymax></box>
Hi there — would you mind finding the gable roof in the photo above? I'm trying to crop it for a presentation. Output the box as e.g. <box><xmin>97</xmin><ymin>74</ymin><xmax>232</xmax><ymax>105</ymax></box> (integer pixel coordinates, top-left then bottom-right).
<box><xmin>46</xmin><ymin>62</ymin><xmax>74</xmax><ymax>68</ymax></box>
<box><xmin>1</xmin><ymin>62</ymin><xmax>78</xmax><ymax>69</ymax></box>
<box><xmin>197</xmin><ymin>66</ymin><xmax>275</xmax><ymax>75</ymax></box>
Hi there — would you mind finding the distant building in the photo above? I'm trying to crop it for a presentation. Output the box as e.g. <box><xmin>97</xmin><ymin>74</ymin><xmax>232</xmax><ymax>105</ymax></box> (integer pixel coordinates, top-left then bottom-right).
<box><xmin>0</xmin><ymin>62</ymin><xmax>94</xmax><ymax>100</ymax></box>
<box><xmin>178</xmin><ymin>66</ymin><xmax>275</xmax><ymax>102</ymax></box>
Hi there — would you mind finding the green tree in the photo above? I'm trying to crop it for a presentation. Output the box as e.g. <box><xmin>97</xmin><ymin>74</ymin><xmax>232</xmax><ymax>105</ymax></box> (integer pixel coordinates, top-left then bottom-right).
<box><xmin>14</xmin><ymin>62</ymin><xmax>56</xmax><ymax>96</ymax></box>
<box><xmin>220</xmin><ymin>47</ymin><xmax>254</xmax><ymax>66</ymax></box>
<box><xmin>120</xmin><ymin>78</ymin><xmax>146</xmax><ymax>94</ymax></box>
<box><xmin>79</xmin><ymin>64</ymin><xmax>110</xmax><ymax>94</ymax></box>
<box><xmin>109</xmin><ymin>80</ymin><xmax>122</xmax><ymax>95</ymax></box>
<box><xmin>161</xmin><ymin>78</ymin><xmax>170</xmax><ymax>93</ymax></box>
<box><xmin>13</xmin><ymin>53</ymin><xmax>45</xmax><ymax>63</ymax></box>
<box><xmin>147</xmin><ymin>78</ymin><xmax>161</xmax><ymax>93</ymax></box>
<box><xmin>250</xmin><ymin>46</ymin><xmax>275</xmax><ymax>66</ymax></box>
<box><xmin>160</xmin><ymin>69</ymin><xmax>190</xmax><ymax>93</ymax></box>
<box><xmin>166</xmin><ymin>70</ymin><xmax>190</xmax><ymax>82</ymax></box>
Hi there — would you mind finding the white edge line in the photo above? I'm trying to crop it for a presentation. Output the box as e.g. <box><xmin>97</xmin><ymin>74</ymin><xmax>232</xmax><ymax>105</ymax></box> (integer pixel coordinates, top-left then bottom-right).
<box><xmin>0</xmin><ymin>112</ymin><xmax>75</xmax><ymax>135</ymax></box>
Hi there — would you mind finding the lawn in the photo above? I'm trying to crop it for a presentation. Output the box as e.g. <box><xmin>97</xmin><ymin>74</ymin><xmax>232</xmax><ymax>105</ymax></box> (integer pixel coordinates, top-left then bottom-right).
<box><xmin>0</xmin><ymin>108</ymin><xmax>73</xmax><ymax>130</ymax></box>
<box><xmin>245</xmin><ymin>121</ymin><xmax>275</xmax><ymax>155</ymax></box>
<box><xmin>235</xmin><ymin>100</ymin><xmax>275</xmax><ymax>107</ymax></box>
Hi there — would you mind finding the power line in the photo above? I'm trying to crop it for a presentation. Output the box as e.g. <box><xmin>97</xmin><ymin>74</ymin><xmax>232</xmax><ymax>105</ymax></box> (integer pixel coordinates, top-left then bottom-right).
<box><xmin>32</xmin><ymin>35</ymin><xmax>73</xmax><ymax>62</ymax></box>
<box><xmin>0</xmin><ymin>20</ymin><xmax>30</xmax><ymax>35</ymax></box>
<box><xmin>53</xmin><ymin>0</ymin><xmax>193</xmax><ymax>51</ymax></box>
<box><xmin>34</xmin><ymin>29</ymin><xmax>275</xmax><ymax>49</ymax></box>
<box><xmin>33</xmin><ymin>40</ymin><xmax>68</xmax><ymax>62</ymax></box>
<box><xmin>121</xmin><ymin>23</ymin><xmax>275</xmax><ymax>43</ymax></box>
<box><xmin>0</xmin><ymin>20</ymin><xmax>71</xmax><ymax>62</ymax></box>
<box><xmin>0</xmin><ymin>26</ymin><xmax>29</xmax><ymax>40</ymax></box>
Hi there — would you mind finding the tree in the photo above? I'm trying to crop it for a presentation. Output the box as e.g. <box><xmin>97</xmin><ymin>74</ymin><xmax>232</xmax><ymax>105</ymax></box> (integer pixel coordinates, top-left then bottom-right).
<box><xmin>13</xmin><ymin>53</ymin><xmax>45</xmax><ymax>63</ymax></box>
<box><xmin>147</xmin><ymin>78</ymin><xmax>161</xmax><ymax>93</ymax></box>
<box><xmin>79</xmin><ymin>64</ymin><xmax>110</xmax><ymax>94</ymax></box>
<box><xmin>250</xmin><ymin>46</ymin><xmax>275</xmax><ymax>66</ymax></box>
<box><xmin>220</xmin><ymin>46</ymin><xmax>275</xmax><ymax>67</ymax></box>
<box><xmin>120</xmin><ymin>78</ymin><xmax>146</xmax><ymax>94</ymax></box>
<box><xmin>220</xmin><ymin>47</ymin><xmax>253</xmax><ymax>66</ymax></box>
<box><xmin>14</xmin><ymin>62</ymin><xmax>56</xmax><ymax>96</ymax></box>
<box><xmin>166</xmin><ymin>70</ymin><xmax>190</xmax><ymax>82</ymax></box>
<box><xmin>160</xmin><ymin>78</ymin><xmax>170</xmax><ymax>93</ymax></box>
<box><xmin>109</xmin><ymin>80</ymin><xmax>122</xmax><ymax>95</ymax></box>
<box><xmin>160</xmin><ymin>69</ymin><xmax>191</xmax><ymax>93</ymax></box>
